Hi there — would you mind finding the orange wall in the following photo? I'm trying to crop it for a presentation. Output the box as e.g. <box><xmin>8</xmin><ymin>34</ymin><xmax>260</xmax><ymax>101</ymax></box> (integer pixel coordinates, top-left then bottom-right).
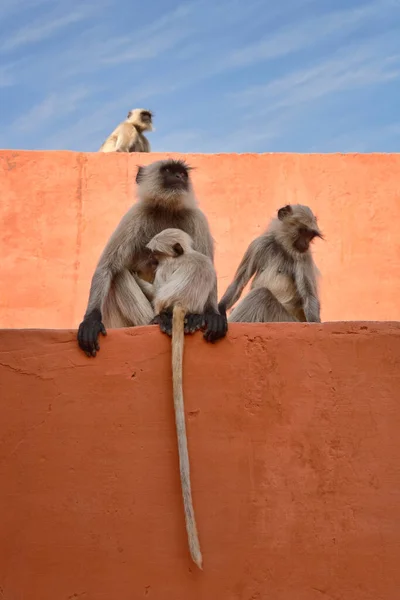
<box><xmin>0</xmin><ymin>322</ymin><xmax>399</xmax><ymax>599</ymax></box>
<box><xmin>1</xmin><ymin>150</ymin><xmax>399</xmax><ymax>328</ymax></box>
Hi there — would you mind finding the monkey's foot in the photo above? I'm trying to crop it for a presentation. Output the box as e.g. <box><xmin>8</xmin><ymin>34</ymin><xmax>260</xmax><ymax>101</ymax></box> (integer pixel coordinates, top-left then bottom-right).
<box><xmin>184</xmin><ymin>313</ymin><xmax>204</xmax><ymax>334</ymax></box>
<box><xmin>203</xmin><ymin>310</ymin><xmax>228</xmax><ymax>343</ymax></box>
<box><xmin>77</xmin><ymin>309</ymin><xmax>107</xmax><ymax>358</ymax></box>
<box><xmin>152</xmin><ymin>311</ymin><xmax>173</xmax><ymax>336</ymax></box>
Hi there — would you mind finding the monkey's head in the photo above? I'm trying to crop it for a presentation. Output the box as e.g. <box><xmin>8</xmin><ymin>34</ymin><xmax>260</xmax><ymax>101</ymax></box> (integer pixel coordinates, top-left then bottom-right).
<box><xmin>127</xmin><ymin>108</ymin><xmax>154</xmax><ymax>132</ymax></box>
<box><xmin>276</xmin><ymin>204</ymin><xmax>323</xmax><ymax>254</ymax></box>
<box><xmin>146</xmin><ymin>228</ymin><xmax>193</xmax><ymax>261</ymax></box>
<box><xmin>135</xmin><ymin>159</ymin><xmax>196</xmax><ymax>209</ymax></box>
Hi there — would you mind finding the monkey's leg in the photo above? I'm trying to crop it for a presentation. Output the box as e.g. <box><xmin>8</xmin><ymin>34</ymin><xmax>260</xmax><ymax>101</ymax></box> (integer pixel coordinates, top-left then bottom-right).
<box><xmin>103</xmin><ymin>269</ymin><xmax>154</xmax><ymax>328</ymax></box>
<box><xmin>229</xmin><ymin>288</ymin><xmax>298</xmax><ymax>323</ymax></box>
<box><xmin>102</xmin><ymin>287</ymin><xmax>132</xmax><ymax>328</ymax></box>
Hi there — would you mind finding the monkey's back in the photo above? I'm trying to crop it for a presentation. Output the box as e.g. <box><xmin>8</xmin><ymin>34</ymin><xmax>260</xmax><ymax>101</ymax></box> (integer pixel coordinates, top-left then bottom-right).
<box><xmin>153</xmin><ymin>252</ymin><xmax>216</xmax><ymax>315</ymax></box>
<box><xmin>99</xmin><ymin>122</ymin><xmax>148</xmax><ymax>152</ymax></box>
<box><xmin>99</xmin><ymin>123</ymin><xmax>123</xmax><ymax>152</ymax></box>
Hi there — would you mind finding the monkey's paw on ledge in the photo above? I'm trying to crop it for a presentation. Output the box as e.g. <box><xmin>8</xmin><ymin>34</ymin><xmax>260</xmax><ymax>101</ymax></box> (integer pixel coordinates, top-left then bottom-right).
<box><xmin>0</xmin><ymin>321</ymin><xmax>399</xmax><ymax>599</ymax></box>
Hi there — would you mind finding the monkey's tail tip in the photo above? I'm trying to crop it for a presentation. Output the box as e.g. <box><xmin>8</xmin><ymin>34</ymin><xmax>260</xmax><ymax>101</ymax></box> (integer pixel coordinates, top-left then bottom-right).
<box><xmin>191</xmin><ymin>549</ymin><xmax>203</xmax><ymax>570</ymax></box>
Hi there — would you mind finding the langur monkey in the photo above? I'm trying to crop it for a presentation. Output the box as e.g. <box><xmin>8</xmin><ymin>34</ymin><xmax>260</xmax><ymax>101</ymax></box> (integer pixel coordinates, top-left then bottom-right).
<box><xmin>140</xmin><ymin>227</ymin><xmax>217</xmax><ymax>570</ymax></box>
<box><xmin>99</xmin><ymin>108</ymin><xmax>154</xmax><ymax>152</ymax></box>
<box><xmin>77</xmin><ymin>159</ymin><xmax>227</xmax><ymax>357</ymax></box>
<box><xmin>218</xmin><ymin>204</ymin><xmax>323</xmax><ymax>323</ymax></box>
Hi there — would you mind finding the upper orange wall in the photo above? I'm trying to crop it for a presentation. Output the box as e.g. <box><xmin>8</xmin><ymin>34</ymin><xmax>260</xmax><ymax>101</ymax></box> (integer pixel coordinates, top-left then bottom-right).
<box><xmin>1</xmin><ymin>150</ymin><xmax>399</xmax><ymax>328</ymax></box>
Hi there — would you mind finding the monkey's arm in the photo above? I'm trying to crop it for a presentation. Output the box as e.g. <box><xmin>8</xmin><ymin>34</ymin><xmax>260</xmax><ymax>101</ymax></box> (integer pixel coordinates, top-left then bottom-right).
<box><xmin>141</xmin><ymin>136</ymin><xmax>151</xmax><ymax>153</ymax></box>
<box><xmin>190</xmin><ymin>210</ymin><xmax>227</xmax><ymax>342</ymax></box>
<box><xmin>218</xmin><ymin>238</ymin><xmax>262</xmax><ymax>312</ymax></box>
<box><xmin>115</xmin><ymin>123</ymin><xmax>137</xmax><ymax>152</ymax></box>
<box><xmin>294</xmin><ymin>263</ymin><xmax>321</xmax><ymax>323</ymax></box>
<box><xmin>133</xmin><ymin>273</ymin><xmax>154</xmax><ymax>302</ymax></box>
<box><xmin>78</xmin><ymin>210</ymin><xmax>140</xmax><ymax>356</ymax></box>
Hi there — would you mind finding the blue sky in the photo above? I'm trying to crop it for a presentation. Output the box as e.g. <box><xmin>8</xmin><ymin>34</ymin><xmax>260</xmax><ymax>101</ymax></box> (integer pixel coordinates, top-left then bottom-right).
<box><xmin>0</xmin><ymin>0</ymin><xmax>399</xmax><ymax>153</ymax></box>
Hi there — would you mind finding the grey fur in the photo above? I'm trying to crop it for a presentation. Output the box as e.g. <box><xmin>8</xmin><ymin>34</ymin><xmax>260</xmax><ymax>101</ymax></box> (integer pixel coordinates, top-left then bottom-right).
<box><xmin>220</xmin><ymin>204</ymin><xmax>322</xmax><ymax>324</ymax></box>
<box><xmin>146</xmin><ymin>228</ymin><xmax>218</xmax><ymax>570</ymax></box>
<box><xmin>147</xmin><ymin>228</ymin><xmax>217</xmax><ymax>316</ymax></box>
<box><xmin>78</xmin><ymin>159</ymin><xmax>222</xmax><ymax>357</ymax></box>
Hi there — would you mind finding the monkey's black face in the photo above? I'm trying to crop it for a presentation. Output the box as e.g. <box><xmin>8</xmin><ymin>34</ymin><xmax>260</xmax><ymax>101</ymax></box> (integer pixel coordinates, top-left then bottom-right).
<box><xmin>140</xmin><ymin>111</ymin><xmax>152</xmax><ymax>125</ymax></box>
<box><xmin>293</xmin><ymin>227</ymin><xmax>320</xmax><ymax>253</ymax></box>
<box><xmin>160</xmin><ymin>160</ymin><xmax>190</xmax><ymax>191</ymax></box>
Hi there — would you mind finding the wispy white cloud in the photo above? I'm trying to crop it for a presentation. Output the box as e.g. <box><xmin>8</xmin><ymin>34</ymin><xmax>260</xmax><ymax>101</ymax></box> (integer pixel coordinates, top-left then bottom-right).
<box><xmin>101</xmin><ymin>5</ymin><xmax>195</xmax><ymax>65</ymax></box>
<box><xmin>1</xmin><ymin>11</ymin><xmax>89</xmax><ymax>53</ymax></box>
<box><xmin>221</xmin><ymin>0</ymin><xmax>396</xmax><ymax>69</ymax></box>
<box><xmin>0</xmin><ymin>63</ymin><xmax>15</xmax><ymax>87</ymax></box>
<box><xmin>232</xmin><ymin>43</ymin><xmax>400</xmax><ymax>113</ymax></box>
<box><xmin>0</xmin><ymin>0</ymin><xmax>52</xmax><ymax>20</ymax></box>
<box><xmin>13</xmin><ymin>87</ymin><xmax>94</xmax><ymax>134</ymax></box>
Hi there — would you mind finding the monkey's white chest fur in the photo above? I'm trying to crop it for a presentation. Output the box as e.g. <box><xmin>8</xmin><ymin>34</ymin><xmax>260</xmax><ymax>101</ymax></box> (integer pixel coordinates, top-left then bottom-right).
<box><xmin>253</xmin><ymin>268</ymin><xmax>300</xmax><ymax>315</ymax></box>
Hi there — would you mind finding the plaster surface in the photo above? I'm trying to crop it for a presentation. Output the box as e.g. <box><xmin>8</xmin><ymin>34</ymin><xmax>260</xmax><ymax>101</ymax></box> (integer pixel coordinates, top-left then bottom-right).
<box><xmin>1</xmin><ymin>150</ymin><xmax>399</xmax><ymax>328</ymax></box>
<box><xmin>0</xmin><ymin>322</ymin><xmax>399</xmax><ymax>599</ymax></box>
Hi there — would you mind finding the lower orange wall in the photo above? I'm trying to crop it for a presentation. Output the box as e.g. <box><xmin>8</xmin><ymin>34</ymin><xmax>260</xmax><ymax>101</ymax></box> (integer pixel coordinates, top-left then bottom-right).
<box><xmin>1</xmin><ymin>150</ymin><xmax>400</xmax><ymax>328</ymax></box>
<box><xmin>1</xmin><ymin>323</ymin><xmax>399</xmax><ymax>599</ymax></box>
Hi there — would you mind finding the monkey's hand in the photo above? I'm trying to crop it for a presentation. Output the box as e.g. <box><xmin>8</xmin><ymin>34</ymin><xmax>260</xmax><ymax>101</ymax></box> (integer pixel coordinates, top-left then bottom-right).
<box><xmin>151</xmin><ymin>310</ymin><xmax>173</xmax><ymax>336</ymax></box>
<box><xmin>203</xmin><ymin>306</ymin><xmax>228</xmax><ymax>343</ymax></box>
<box><xmin>184</xmin><ymin>313</ymin><xmax>204</xmax><ymax>334</ymax></box>
<box><xmin>77</xmin><ymin>309</ymin><xmax>107</xmax><ymax>358</ymax></box>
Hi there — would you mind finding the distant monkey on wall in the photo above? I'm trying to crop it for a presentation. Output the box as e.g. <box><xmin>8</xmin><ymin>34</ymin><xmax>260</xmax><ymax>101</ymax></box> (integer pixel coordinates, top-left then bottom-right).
<box><xmin>99</xmin><ymin>108</ymin><xmax>154</xmax><ymax>153</ymax></box>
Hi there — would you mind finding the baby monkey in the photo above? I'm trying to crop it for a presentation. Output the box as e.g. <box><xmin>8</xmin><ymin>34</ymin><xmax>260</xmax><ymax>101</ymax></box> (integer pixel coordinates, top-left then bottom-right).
<box><xmin>144</xmin><ymin>227</ymin><xmax>217</xmax><ymax>570</ymax></box>
<box><xmin>219</xmin><ymin>204</ymin><xmax>323</xmax><ymax>323</ymax></box>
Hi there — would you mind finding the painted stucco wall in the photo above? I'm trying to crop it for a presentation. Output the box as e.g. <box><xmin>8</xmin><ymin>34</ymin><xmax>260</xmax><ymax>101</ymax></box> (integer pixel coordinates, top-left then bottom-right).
<box><xmin>0</xmin><ymin>323</ymin><xmax>399</xmax><ymax>599</ymax></box>
<box><xmin>1</xmin><ymin>150</ymin><xmax>399</xmax><ymax>328</ymax></box>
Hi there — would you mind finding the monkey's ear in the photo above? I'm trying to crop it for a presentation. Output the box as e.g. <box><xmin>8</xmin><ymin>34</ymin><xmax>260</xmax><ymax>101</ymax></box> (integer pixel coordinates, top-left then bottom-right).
<box><xmin>277</xmin><ymin>205</ymin><xmax>293</xmax><ymax>221</ymax></box>
<box><xmin>127</xmin><ymin>110</ymin><xmax>133</xmax><ymax>119</ymax></box>
<box><xmin>136</xmin><ymin>166</ymin><xmax>144</xmax><ymax>183</ymax></box>
<box><xmin>173</xmin><ymin>243</ymin><xmax>184</xmax><ymax>256</ymax></box>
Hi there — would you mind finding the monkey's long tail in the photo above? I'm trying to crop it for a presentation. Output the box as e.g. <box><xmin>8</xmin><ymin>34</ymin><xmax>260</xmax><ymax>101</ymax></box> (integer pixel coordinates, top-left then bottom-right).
<box><xmin>172</xmin><ymin>304</ymin><xmax>203</xmax><ymax>570</ymax></box>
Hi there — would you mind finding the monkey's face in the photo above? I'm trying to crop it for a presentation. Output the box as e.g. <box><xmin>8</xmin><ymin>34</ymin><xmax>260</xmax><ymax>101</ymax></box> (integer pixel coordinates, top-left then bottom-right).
<box><xmin>140</xmin><ymin>110</ymin><xmax>153</xmax><ymax>131</ymax></box>
<box><xmin>277</xmin><ymin>204</ymin><xmax>322</xmax><ymax>253</ymax></box>
<box><xmin>159</xmin><ymin>160</ymin><xmax>190</xmax><ymax>192</ymax></box>
<box><xmin>127</xmin><ymin>108</ymin><xmax>154</xmax><ymax>131</ymax></box>
<box><xmin>293</xmin><ymin>227</ymin><xmax>321</xmax><ymax>253</ymax></box>
<box><xmin>136</xmin><ymin>160</ymin><xmax>195</xmax><ymax>207</ymax></box>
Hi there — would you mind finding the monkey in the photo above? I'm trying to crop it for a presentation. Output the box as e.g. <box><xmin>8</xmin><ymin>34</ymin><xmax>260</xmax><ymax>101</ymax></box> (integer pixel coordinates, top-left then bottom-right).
<box><xmin>218</xmin><ymin>204</ymin><xmax>323</xmax><ymax>323</ymax></box>
<box><xmin>99</xmin><ymin>108</ymin><xmax>154</xmax><ymax>153</ymax></box>
<box><xmin>141</xmin><ymin>227</ymin><xmax>218</xmax><ymax>569</ymax></box>
<box><xmin>131</xmin><ymin>272</ymin><xmax>154</xmax><ymax>303</ymax></box>
<box><xmin>77</xmin><ymin>158</ymin><xmax>227</xmax><ymax>357</ymax></box>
